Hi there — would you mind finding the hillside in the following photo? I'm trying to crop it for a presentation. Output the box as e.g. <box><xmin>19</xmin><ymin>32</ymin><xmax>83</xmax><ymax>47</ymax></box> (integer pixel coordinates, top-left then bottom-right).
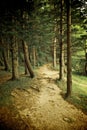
<box><xmin>0</xmin><ymin>64</ymin><xmax>87</xmax><ymax>130</ymax></box>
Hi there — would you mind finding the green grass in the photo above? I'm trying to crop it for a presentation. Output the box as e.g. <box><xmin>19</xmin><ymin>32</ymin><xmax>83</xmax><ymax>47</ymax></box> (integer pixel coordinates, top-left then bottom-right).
<box><xmin>57</xmin><ymin>73</ymin><xmax>87</xmax><ymax>114</ymax></box>
<box><xmin>72</xmin><ymin>72</ymin><xmax>87</xmax><ymax>84</ymax></box>
<box><xmin>0</xmin><ymin>74</ymin><xmax>32</xmax><ymax>106</ymax></box>
<box><xmin>71</xmin><ymin>73</ymin><xmax>87</xmax><ymax>113</ymax></box>
<box><xmin>0</xmin><ymin>69</ymin><xmax>11</xmax><ymax>77</ymax></box>
<box><xmin>0</xmin><ymin>65</ymin><xmax>38</xmax><ymax>107</ymax></box>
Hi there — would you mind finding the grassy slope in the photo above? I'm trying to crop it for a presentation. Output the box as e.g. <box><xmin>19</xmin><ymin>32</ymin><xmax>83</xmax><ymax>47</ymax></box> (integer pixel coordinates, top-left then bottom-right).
<box><xmin>72</xmin><ymin>73</ymin><xmax>87</xmax><ymax>111</ymax></box>
<box><xmin>57</xmin><ymin>72</ymin><xmax>87</xmax><ymax>114</ymax></box>
<box><xmin>0</xmin><ymin>67</ymin><xmax>32</xmax><ymax>106</ymax></box>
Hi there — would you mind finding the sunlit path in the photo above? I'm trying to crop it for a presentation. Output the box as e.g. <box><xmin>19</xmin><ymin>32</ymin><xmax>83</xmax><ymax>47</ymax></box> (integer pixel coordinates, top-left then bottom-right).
<box><xmin>11</xmin><ymin>64</ymin><xmax>87</xmax><ymax>130</ymax></box>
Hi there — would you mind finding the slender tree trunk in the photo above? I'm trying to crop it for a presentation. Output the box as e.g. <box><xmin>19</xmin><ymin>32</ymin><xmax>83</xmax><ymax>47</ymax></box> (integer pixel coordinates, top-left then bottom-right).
<box><xmin>0</xmin><ymin>58</ymin><xmax>4</xmax><ymax>66</ymax></box>
<box><xmin>66</xmin><ymin>0</ymin><xmax>72</xmax><ymax>98</ymax></box>
<box><xmin>22</xmin><ymin>41</ymin><xmax>35</xmax><ymax>78</ymax></box>
<box><xmin>85</xmin><ymin>62</ymin><xmax>87</xmax><ymax>75</ymax></box>
<box><xmin>7</xmin><ymin>43</ymin><xmax>10</xmax><ymax>60</ymax></box>
<box><xmin>2</xmin><ymin>48</ymin><xmax>10</xmax><ymax>71</ymax></box>
<box><xmin>53</xmin><ymin>38</ymin><xmax>57</xmax><ymax>67</ymax></box>
<box><xmin>59</xmin><ymin>0</ymin><xmax>65</xmax><ymax>80</ymax></box>
<box><xmin>1</xmin><ymin>38</ymin><xmax>10</xmax><ymax>71</ymax></box>
<box><xmin>33</xmin><ymin>46</ymin><xmax>36</xmax><ymax>67</ymax></box>
<box><xmin>21</xmin><ymin>11</ymin><xmax>34</xmax><ymax>77</ymax></box>
<box><xmin>85</xmin><ymin>42</ymin><xmax>87</xmax><ymax>75</ymax></box>
<box><xmin>11</xmin><ymin>39</ymin><xmax>19</xmax><ymax>80</ymax></box>
<box><xmin>24</xmin><ymin>60</ymin><xmax>29</xmax><ymax>75</ymax></box>
<box><xmin>85</xmin><ymin>53</ymin><xmax>87</xmax><ymax>75</ymax></box>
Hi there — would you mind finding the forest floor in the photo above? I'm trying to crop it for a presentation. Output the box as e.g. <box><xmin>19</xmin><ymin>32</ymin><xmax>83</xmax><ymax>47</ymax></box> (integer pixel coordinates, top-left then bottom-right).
<box><xmin>0</xmin><ymin>64</ymin><xmax>87</xmax><ymax>130</ymax></box>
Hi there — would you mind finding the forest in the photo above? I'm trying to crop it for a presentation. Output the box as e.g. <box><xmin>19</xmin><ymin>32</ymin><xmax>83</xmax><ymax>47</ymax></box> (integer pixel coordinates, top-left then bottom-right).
<box><xmin>0</xmin><ymin>0</ymin><xmax>87</xmax><ymax>130</ymax></box>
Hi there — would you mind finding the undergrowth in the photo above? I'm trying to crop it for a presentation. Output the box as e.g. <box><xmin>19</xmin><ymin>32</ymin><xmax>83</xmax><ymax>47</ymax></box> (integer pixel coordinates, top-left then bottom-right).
<box><xmin>0</xmin><ymin>75</ymin><xmax>32</xmax><ymax>106</ymax></box>
<box><xmin>57</xmin><ymin>73</ymin><xmax>87</xmax><ymax>114</ymax></box>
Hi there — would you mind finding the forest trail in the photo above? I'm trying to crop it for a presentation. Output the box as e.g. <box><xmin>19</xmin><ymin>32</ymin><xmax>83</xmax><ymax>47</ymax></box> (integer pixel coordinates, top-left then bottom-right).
<box><xmin>12</xmin><ymin>64</ymin><xmax>87</xmax><ymax>130</ymax></box>
<box><xmin>0</xmin><ymin>64</ymin><xmax>87</xmax><ymax>130</ymax></box>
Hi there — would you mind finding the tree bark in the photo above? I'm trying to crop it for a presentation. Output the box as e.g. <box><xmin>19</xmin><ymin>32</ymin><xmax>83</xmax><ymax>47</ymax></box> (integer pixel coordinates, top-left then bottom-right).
<box><xmin>33</xmin><ymin>46</ymin><xmax>36</xmax><ymax>67</ymax></box>
<box><xmin>22</xmin><ymin>41</ymin><xmax>35</xmax><ymax>78</ymax></box>
<box><xmin>0</xmin><ymin>58</ymin><xmax>4</xmax><ymax>66</ymax></box>
<box><xmin>7</xmin><ymin>43</ymin><xmax>10</xmax><ymax>61</ymax></box>
<box><xmin>59</xmin><ymin>0</ymin><xmax>65</xmax><ymax>80</ymax></box>
<box><xmin>24</xmin><ymin>60</ymin><xmax>29</xmax><ymax>75</ymax></box>
<box><xmin>2</xmin><ymin>48</ymin><xmax>10</xmax><ymax>71</ymax></box>
<box><xmin>85</xmin><ymin>62</ymin><xmax>87</xmax><ymax>76</ymax></box>
<box><xmin>53</xmin><ymin>38</ymin><xmax>57</xmax><ymax>67</ymax></box>
<box><xmin>11</xmin><ymin>39</ymin><xmax>19</xmax><ymax>80</ymax></box>
<box><xmin>66</xmin><ymin>0</ymin><xmax>72</xmax><ymax>98</ymax></box>
<box><xmin>85</xmin><ymin>42</ymin><xmax>87</xmax><ymax>75</ymax></box>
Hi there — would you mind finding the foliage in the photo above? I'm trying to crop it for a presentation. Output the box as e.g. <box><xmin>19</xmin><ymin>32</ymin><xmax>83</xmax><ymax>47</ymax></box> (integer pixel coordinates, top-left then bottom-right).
<box><xmin>71</xmin><ymin>23</ymin><xmax>87</xmax><ymax>74</ymax></box>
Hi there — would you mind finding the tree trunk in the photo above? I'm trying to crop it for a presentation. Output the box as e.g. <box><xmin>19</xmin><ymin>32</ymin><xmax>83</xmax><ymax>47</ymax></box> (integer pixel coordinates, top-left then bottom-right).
<box><xmin>53</xmin><ymin>38</ymin><xmax>57</xmax><ymax>67</ymax></box>
<box><xmin>24</xmin><ymin>60</ymin><xmax>29</xmax><ymax>75</ymax></box>
<box><xmin>85</xmin><ymin>42</ymin><xmax>87</xmax><ymax>75</ymax></box>
<box><xmin>85</xmin><ymin>52</ymin><xmax>87</xmax><ymax>75</ymax></box>
<box><xmin>85</xmin><ymin>62</ymin><xmax>87</xmax><ymax>76</ymax></box>
<box><xmin>11</xmin><ymin>40</ymin><xmax>19</xmax><ymax>80</ymax></box>
<box><xmin>66</xmin><ymin>0</ymin><xmax>72</xmax><ymax>98</ymax></box>
<box><xmin>7</xmin><ymin>43</ymin><xmax>10</xmax><ymax>60</ymax></box>
<box><xmin>59</xmin><ymin>0</ymin><xmax>65</xmax><ymax>80</ymax></box>
<box><xmin>0</xmin><ymin>58</ymin><xmax>4</xmax><ymax>66</ymax></box>
<box><xmin>33</xmin><ymin>46</ymin><xmax>36</xmax><ymax>67</ymax></box>
<box><xmin>22</xmin><ymin>41</ymin><xmax>35</xmax><ymax>78</ymax></box>
<box><xmin>2</xmin><ymin>48</ymin><xmax>10</xmax><ymax>71</ymax></box>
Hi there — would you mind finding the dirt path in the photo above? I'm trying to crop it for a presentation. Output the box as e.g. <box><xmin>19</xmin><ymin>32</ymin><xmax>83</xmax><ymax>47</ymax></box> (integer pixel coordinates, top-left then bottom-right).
<box><xmin>11</xmin><ymin>64</ymin><xmax>87</xmax><ymax>130</ymax></box>
<box><xmin>0</xmin><ymin>64</ymin><xmax>87</xmax><ymax>130</ymax></box>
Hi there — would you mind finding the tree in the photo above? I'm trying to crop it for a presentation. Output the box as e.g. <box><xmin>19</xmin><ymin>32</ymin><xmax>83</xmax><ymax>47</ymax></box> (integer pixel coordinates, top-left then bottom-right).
<box><xmin>53</xmin><ymin>37</ymin><xmax>57</xmax><ymax>67</ymax></box>
<box><xmin>2</xmin><ymin>47</ymin><xmax>10</xmax><ymax>71</ymax></box>
<box><xmin>22</xmin><ymin>41</ymin><xmax>35</xmax><ymax>78</ymax></box>
<box><xmin>11</xmin><ymin>36</ymin><xmax>19</xmax><ymax>80</ymax></box>
<box><xmin>66</xmin><ymin>0</ymin><xmax>72</xmax><ymax>98</ymax></box>
<box><xmin>59</xmin><ymin>0</ymin><xmax>65</xmax><ymax>80</ymax></box>
<box><xmin>0</xmin><ymin>38</ymin><xmax>10</xmax><ymax>71</ymax></box>
<box><xmin>32</xmin><ymin>46</ymin><xmax>37</xmax><ymax>67</ymax></box>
